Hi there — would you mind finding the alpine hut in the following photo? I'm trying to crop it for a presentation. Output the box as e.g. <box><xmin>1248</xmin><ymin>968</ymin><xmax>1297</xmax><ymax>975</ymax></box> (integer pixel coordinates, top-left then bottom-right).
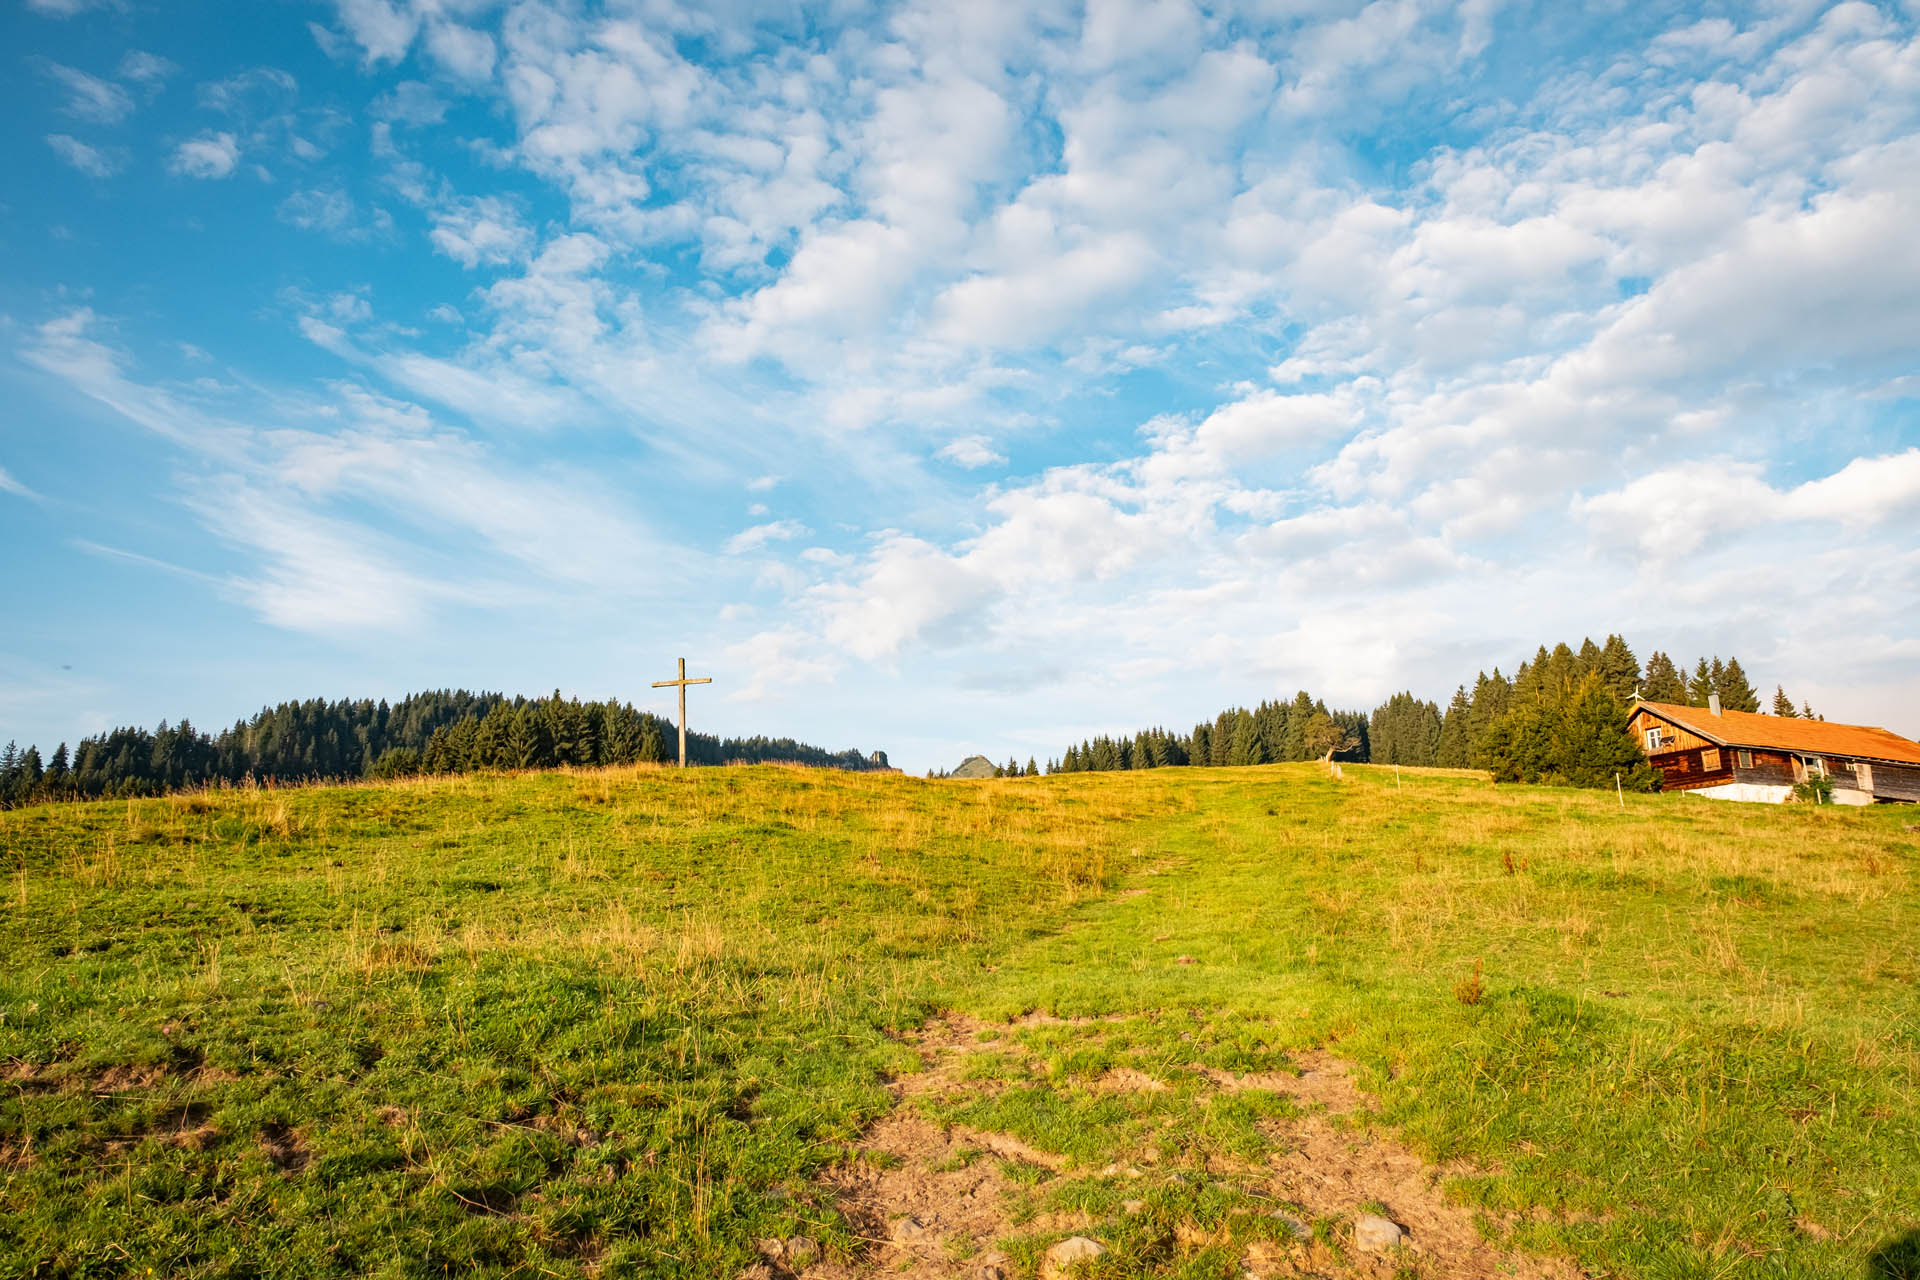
<box><xmin>1629</xmin><ymin>695</ymin><xmax>1920</xmax><ymax>804</ymax></box>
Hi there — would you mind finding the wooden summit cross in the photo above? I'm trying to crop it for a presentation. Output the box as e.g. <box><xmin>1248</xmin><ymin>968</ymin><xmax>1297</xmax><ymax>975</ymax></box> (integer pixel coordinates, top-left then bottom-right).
<box><xmin>651</xmin><ymin>657</ymin><xmax>713</xmax><ymax>769</ymax></box>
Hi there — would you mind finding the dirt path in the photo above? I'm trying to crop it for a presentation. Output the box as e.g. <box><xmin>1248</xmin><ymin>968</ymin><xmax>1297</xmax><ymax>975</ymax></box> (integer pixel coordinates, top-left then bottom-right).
<box><xmin>797</xmin><ymin>1014</ymin><xmax>1585</xmax><ymax>1280</ymax></box>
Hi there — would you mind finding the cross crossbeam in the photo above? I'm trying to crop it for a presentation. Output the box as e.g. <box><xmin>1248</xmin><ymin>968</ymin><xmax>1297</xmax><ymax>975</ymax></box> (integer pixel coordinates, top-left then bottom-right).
<box><xmin>650</xmin><ymin>657</ymin><xmax>713</xmax><ymax>768</ymax></box>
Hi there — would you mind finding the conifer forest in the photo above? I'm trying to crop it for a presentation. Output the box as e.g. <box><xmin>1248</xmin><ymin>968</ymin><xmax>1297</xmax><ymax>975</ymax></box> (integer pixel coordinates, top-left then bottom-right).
<box><xmin>0</xmin><ymin>690</ymin><xmax>891</xmax><ymax>808</ymax></box>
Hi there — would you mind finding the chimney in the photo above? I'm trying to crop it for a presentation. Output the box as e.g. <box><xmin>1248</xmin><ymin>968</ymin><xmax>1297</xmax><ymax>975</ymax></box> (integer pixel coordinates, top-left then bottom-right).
<box><xmin>1709</xmin><ymin>692</ymin><xmax>1723</xmax><ymax>717</ymax></box>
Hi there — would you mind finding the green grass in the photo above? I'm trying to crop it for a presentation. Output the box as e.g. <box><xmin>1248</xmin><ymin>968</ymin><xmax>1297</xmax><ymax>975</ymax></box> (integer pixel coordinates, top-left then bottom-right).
<box><xmin>2</xmin><ymin>763</ymin><xmax>1917</xmax><ymax>1279</ymax></box>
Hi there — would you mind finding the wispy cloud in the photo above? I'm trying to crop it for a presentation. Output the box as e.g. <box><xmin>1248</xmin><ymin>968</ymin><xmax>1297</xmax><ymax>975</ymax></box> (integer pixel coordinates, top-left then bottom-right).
<box><xmin>169</xmin><ymin>131</ymin><xmax>241</xmax><ymax>179</ymax></box>
<box><xmin>0</xmin><ymin>466</ymin><xmax>41</xmax><ymax>501</ymax></box>
<box><xmin>44</xmin><ymin>62</ymin><xmax>133</xmax><ymax>123</ymax></box>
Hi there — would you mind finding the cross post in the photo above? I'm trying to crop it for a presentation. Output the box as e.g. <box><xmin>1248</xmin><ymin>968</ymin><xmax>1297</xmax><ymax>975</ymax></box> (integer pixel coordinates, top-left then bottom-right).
<box><xmin>650</xmin><ymin>657</ymin><xmax>713</xmax><ymax>768</ymax></box>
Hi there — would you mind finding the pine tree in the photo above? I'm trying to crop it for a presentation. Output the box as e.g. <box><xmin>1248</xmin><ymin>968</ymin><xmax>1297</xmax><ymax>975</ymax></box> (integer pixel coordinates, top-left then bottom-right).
<box><xmin>1716</xmin><ymin>658</ymin><xmax>1760</xmax><ymax>713</ymax></box>
<box><xmin>1227</xmin><ymin>710</ymin><xmax>1257</xmax><ymax>766</ymax></box>
<box><xmin>638</xmin><ymin>717</ymin><xmax>667</xmax><ymax>765</ymax></box>
<box><xmin>1576</xmin><ymin>638</ymin><xmax>1603</xmax><ymax>684</ymax></box>
<box><xmin>1436</xmin><ymin>687</ymin><xmax>1472</xmax><ymax>768</ymax></box>
<box><xmin>1772</xmin><ymin>686</ymin><xmax>1796</xmax><ymax>717</ymax></box>
<box><xmin>1688</xmin><ymin>658</ymin><xmax>1715</xmax><ymax>707</ymax></box>
<box><xmin>1547</xmin><ymin>675</ymin><xmax>1659</xmax><ymax>790</ymax></box>
<box><xmin>1597</xmin><ymin>635</ymin><xmax>1641</xmax><ymax>703</ymax></box>
<box><xmin>1640</xmin><ymin>652</ymin><xmax>1687</xmax><ymax>703</ymax></box>
<box><xmin>1283</xmin><ymin>692</ymin><xmax>1316</xmax><ymax>760</ymax></box>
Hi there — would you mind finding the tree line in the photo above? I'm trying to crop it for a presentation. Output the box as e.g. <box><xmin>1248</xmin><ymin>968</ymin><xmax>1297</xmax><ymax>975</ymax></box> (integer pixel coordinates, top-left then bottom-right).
<box><xmin>1047</xmin><ymin>692</ymin><xmax>1369</xmax><ymax>775</ymax></box>
<box><xmin>0</xmin><ymin>689</ymin><xmax>891</xmax><ymax>808</ymax></box>
<box><xmin>1045</xmin><ymin>636</ymin><xmax>1812</xmax><ymax>792</ymax></box>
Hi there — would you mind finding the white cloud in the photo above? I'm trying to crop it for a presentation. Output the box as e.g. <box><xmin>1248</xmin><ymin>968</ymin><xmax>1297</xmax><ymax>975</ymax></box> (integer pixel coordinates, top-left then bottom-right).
<box><xmin>425</xmin><ymin>21</ymin><xmax>497</xmax><ymax>81</ymax></box>
<box><xmin>196</xmin><ymin>67</ymin><xmax>299</xmax><ymax>115</ymax></box>
<box><xmin>938</xmin><ymin>435</ymin><xmax>1007</xmax><ymax>469</ymax></box>
<box><xmin>278</xmin><ymin>187</ymin><xmax>357</xmax><ymax>235</ymax></box>
<box><xmin>374</xmin><ymin>80</ymin><xmax>445</xmax><ymax>127</ymax></box>
<box><xmin>723</xmin><ymin>627</ymin><xmax>841</xmax><ymax>701</ymax></box>
<box><xmin>46</xmin><ymin>134</ymin><xmax>121</xmax><ymax>177</ymax></box>
<box><xmin>427</xmin><ymin>195</ymin><xmax>532</xmax><ymax>267</ymax></box>
<box><xmin>44</xmin><ymin>63</ymin><xmax>133</xmax><ymax>123</ymax></box>
<box><xmin>170</xmin><ymin>131</ymin><xmax>241</xmax><ymax>179</ymax></box>
<box><xmin>0</xmin><ymin>466</ymin><xmax>40</xmax><ymax>500</ymax></box>
<box><xmin>21</xmin><ymin>308</ymin><xmax>691</xmax><ymax>636</ymax></box>
<box><xmin>333</xmin><ymin>0</ymin><xmax>419</xmax><ymax>65</ymax></box>
<box><xmin>118</xmin><ymin>51</ymin><xmax>178</xmax><ymax>86</ymax></box>
<box><xmin>725</xmin><ymin>519</ymin><xmax>809</xmax><ymax>554</ymax></box>
<box><xmin>1578</xmin><ymin>452</ymin><xmax>1920</xmax><ymax>558</ymax></box>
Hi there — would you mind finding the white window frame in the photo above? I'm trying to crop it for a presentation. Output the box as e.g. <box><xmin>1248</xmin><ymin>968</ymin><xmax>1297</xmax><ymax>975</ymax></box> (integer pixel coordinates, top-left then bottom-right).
<box><xmin>1737</xmin><ymin>749</ymin><xmax>1752</xmax><ymax>769</ymax></box>
<box><xmin>1645</xmin><ymin>728</ymin><xmax>1662</xmax><ymax>752</ymax></box>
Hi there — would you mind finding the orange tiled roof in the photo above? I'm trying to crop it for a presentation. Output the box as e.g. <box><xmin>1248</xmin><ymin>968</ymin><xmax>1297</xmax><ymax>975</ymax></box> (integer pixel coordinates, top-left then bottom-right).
<box><xmin>1634</xmin><ymin>700</ymin><xmax>1920</xmax><ymax>765</ymax></box>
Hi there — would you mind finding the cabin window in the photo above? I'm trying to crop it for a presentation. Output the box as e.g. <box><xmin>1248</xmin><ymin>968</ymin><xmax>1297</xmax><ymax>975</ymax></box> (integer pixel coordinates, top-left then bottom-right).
<box><xmin>1737</xmin><ymin>749</ymin><xmax>1752</xmax><ymax>769</ymax></box>
<box><xmin>1645</xmin><ymin>728</ymin><xmax>1661</xmax><ymax>752</ymax></box>
<box><xmin>1808</xmin><ymin>757</ymin><xmax>1827</xmax><ymax>778</ymax></box>
<box><xmin>1702</xmin><ymin>748</ymin><xmax>1721</xmax><ymax>771</ymax></box>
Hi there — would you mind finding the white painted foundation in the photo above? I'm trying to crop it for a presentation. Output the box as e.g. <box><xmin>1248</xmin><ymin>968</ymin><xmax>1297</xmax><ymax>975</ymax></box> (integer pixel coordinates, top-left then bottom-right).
<box><xmin>1688</xmin><ymin>783</ymin><xmax>1792</xmax><ymax>804</ymax></box>
<box><xmin>1687</xmin><ymin>782</ymin><xmax>1874</xmax><ymax>805</ymax></box>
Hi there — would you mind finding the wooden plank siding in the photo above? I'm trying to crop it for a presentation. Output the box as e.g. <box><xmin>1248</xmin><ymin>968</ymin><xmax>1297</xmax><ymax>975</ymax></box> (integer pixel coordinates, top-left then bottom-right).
<box><xmin>1734</xmin><ymin>749</ymin><xmax>1796</xmax><ymax>788</ymax></box>
<box><xmin>1629</xmin><ymin>710</ymin><xmax>1718</xmax><ymax>753</ymax></box>
<box><xmin>1871</xmin><ymin>763</ymin><xmax>1920</xmax><ymax>803</ymax></box>
<box><xmin>1649</xmin><ymin>747</ymin><xmax>1736</xmax><ymax>790</ymax></box>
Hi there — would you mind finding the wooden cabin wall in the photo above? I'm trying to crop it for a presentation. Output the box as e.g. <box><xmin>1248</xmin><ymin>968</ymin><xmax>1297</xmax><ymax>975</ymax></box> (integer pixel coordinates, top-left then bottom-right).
<box><xmin>1631</xmin><ymin>710</ymin><xmax>1719</xmax><ymax>752</ymax></box>
<box><xmin>1651</xmin><ymin>748</ymin><xmax>1735</xmax><ymax>790</ymax></box>
<box><xmin>1732</xmin><ymin>749</ymin><xmax>1796</xmax><ymax>788</ymax></box>
<box><xmin>1872</xmin><ymin>763</ymin><xmax>1920</xmax><ymax>802</ymax></box>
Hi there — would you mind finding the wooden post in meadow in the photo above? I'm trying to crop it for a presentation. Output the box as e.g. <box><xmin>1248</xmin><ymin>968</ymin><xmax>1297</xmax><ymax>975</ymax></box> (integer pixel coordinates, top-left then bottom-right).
<box><xmin>650</xmin><ymin>657</ymin><xmax>713</xmax><ymax>769</ymax></box>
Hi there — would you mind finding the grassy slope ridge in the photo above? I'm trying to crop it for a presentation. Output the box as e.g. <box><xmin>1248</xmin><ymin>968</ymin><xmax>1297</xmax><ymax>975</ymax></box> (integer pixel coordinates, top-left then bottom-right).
<box><xmin>1</xmin><ymin>764</ymin><xmax>1916</xmax><ymax>1279</ymax></box>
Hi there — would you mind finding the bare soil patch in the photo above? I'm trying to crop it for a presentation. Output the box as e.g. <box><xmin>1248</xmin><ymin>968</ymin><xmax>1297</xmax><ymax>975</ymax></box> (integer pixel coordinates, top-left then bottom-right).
<box><xmin>808</xmin><ymin>1015</ymin><xmax>1584</xmax><ymax>1280</ymax></box>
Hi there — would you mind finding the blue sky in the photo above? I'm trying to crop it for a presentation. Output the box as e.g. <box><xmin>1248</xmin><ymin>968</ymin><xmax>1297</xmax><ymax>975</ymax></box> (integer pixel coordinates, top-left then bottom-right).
<box><xmin>3</xmin><ymin>0</ymin><xmax>1919</xmax><ymax>773</ymax></box>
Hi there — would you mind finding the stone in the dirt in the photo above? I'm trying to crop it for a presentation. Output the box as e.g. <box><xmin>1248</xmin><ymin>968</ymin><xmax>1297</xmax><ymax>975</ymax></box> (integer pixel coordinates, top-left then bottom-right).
<box><xmin>1042</xmin><ymin>1236</ymin><xmax>1107</xmax><ymax>1277</ymax></box>
<box><xmin>1122</xmin><ymin>1199</ymin><xmax>1146</xmax><ymax>1214</ymax></box>
<box><xmin>1353</xmin><ymin>1213</ymin><xmax>1405</xmax><ymax>1251</ymax></box>
<box><xmin>976</xmin><ymin>1268</ymin><xmax>1005</xmax><ymax>1280</ymax></box>
<box><xmin>890</xmin><ymin>1216</ymin><xmax>929</xmax><ymax>1245</ymax></box>
<box><xmin>1269</xmin><ymin>1211</ymin><xmax>1312</xmax><ymax>1240</ymax></box>
<box><xmin>755</xmin><ymin>1238</ymin><xmax>785</xmax><ymax>1260</ymax></box>
<box><xmin>783</xmin><ymin>1236</ymin><xmax>820</xmax><ymax>1269</ymax></box>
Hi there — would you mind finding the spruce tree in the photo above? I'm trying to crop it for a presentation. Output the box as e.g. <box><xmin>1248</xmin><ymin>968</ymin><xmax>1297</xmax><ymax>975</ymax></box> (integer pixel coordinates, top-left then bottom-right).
<box><xmin>1283</xmin><ymin>692</ymin><xmax>1316</xmax><ymax>760</ymax></box>
<box><xmin>1716</xmin><ymin>658</ymin><xmax>1760</xmax><ymax>712</ymax></box>
<box><xmin>1688</xmin><ymin>658</ymin><xmax>1715</xmax><ymax>707</ymax></box>
<box><xmin>1641</xmin><ymin>651</ymin><xmax>1686</xmax><ymax>703</ymax></box>
<box><xmin>1598</xmin><ymin>635</ymin><xmax>1641</xmax><ymax>703</ymax></box>
<box><xmin>1772</xmin><ymin>686</ymin><xmax>1797</xmax><ymax>717</ymax></box>
<box><xmin>1576</xmin><ymin>638</ymin><xmax>1603</xmax><ymax>683</ymax></box>
<box><xmin>1228</xmin><ymin>710</ymin><xmax>1258</xmax><ymax>766</ymax></box>
<box><xmin>1436</xmin><ymin>687</ymin><xmax>1472</xmax><ymax>767</ymax></box>
<box><xmin>637</xmin><ymin>717</ymin><xmax>667</xmax><ymax>765</ymax></box>
<box><xmin>1548</xmin><ymin>675</ymin><xmax>1658</xmax><ymax>790</ymax></box>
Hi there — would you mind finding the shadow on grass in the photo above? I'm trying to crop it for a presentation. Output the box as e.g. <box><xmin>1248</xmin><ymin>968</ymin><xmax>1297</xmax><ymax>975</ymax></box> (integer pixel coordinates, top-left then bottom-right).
<box><xmin>1868</xmin><ymin>1230</ymin><xmax>1920</xmax><ymax>1280</ymax></box>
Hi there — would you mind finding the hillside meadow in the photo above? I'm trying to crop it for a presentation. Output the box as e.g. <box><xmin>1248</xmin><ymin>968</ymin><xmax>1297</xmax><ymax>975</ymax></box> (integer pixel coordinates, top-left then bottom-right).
<box><xmin>1</xmin><ymin>763</ymin><xmax>1916</xmax><ymax>1279</ymax></box>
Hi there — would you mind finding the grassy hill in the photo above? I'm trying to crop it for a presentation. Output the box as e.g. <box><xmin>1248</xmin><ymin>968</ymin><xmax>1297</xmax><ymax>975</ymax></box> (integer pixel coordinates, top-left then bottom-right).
<box><xmin>1</xmin><ymin>764</ymin><xmax>1915</xmax><ymax>1279</ymax></box>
